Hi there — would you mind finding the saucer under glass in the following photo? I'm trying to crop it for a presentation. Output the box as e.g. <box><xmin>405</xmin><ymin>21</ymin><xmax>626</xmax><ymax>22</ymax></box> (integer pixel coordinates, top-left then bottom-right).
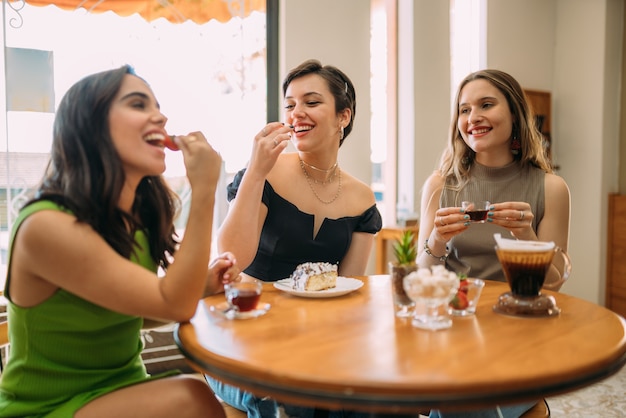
<box><xmin>493</xmin><ymin>292</ymin><xmax>560</xmax><ymax>317</ymax></box>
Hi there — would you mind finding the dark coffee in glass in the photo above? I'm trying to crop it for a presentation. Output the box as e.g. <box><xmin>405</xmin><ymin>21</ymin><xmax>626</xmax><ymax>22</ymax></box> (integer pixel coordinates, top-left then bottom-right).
<box><xmin>462</xmin><ymin>201</ymin><xmax>490</xmax><ymax>223</ymax></box>
<box><xmin>495</xmin><ymin>248</ymin><xmax>553</xmax><ymax>297</ymax></box>
<box><xmin>467</xmin><ymin>210</ymin><xmax>489</xmax><ymax>222</ymax></box>
<box><xmin>493</xmin><ymin>243</ymin><xmax>571</xmax><ymax>317</ymax></box>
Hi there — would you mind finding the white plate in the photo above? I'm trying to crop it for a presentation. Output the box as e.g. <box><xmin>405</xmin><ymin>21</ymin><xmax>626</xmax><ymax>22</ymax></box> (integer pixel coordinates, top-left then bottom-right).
<box><xmin>208</xmin><ymin>301</ymin><xmax>271</xmax><ymax>319</ymax></box>
<box><xmin>273</xmin><ymin>277</ymin><xmax>363</xmax><ymax>298</ymax></box>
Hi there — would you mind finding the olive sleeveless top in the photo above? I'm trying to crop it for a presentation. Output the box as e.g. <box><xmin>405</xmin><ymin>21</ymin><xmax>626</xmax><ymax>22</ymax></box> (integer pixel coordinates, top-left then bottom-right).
<box><xmin>440</xmin><ymin>161</ymin><xmax>545</xmax><ymax>282</ymax></box>
<box><xmin>0</xmin><ymin>200</ymin><xmax>176</xmax><ymax>417</ymax></box>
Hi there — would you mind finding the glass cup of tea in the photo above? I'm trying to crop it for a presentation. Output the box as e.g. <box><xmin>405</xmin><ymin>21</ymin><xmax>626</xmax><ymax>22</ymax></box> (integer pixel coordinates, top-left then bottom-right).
<box><xmin>493</xmin><ymin>234</ymin><xmax>571</xmax><ymax>317</ymax></box>
<box><xmin>224</xmin><ymin>279</ymin><xmax>263</xmax><ymax>313</ymax></box>
<box><xmin>462</xmin><ymin>201</ymin><xmax>491</xmax><ymax>223</ymax></box>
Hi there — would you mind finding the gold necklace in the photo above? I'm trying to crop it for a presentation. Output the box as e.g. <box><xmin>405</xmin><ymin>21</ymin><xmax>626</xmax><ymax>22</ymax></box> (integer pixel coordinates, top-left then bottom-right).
<box><xmin>299</xmin><ymin>159</ymin><xmax>342</xmax><ymax>204</ymax></box>
<box><xmin>298</xmin><ymin>158</ymin><xmax>337</xmax><ymax>185</ymax></box>
<box><xmin>300</xmin><ymin>159</ymin><xmax>338</xmax><ymax>173</ymax></box>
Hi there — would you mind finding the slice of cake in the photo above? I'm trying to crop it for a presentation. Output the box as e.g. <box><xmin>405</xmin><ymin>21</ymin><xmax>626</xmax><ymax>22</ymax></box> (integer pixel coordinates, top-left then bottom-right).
<box><xmin>291</xmin><ymin>262</ymin><xmax>338</xmax><ymax>291</ymax></box>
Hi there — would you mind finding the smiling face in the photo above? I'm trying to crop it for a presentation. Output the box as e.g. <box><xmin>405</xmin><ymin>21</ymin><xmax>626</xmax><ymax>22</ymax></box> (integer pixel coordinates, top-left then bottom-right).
<box><xmin>108</xmin><ymin>74</ymin><xmax>169</xmax><ymax>184</ymax></box>
<box><xmin>457</xmin><ymin>78</ymin><xmax>514</xmax><ymax>164</ymax></box>
<box><xmin>283</xmin><ymin>73</ymin><xmax>349</xmax><ymax>153</ymax></box>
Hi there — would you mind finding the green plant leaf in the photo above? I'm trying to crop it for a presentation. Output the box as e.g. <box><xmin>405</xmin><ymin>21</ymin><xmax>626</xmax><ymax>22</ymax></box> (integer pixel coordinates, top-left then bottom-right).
<box><xmin>393</xmin><ymin>230</ymin><xmax>417</xmax><ymax>265</ymax></box>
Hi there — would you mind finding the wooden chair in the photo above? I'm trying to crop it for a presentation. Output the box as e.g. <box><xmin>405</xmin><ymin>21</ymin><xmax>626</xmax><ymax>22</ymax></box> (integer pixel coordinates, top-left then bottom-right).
<box><xmin>0</xmin><ymin>322</ymin><xmax>7</xmax><ymax>344</ymax></box>
<box><xmin>0</xmin><ymin>291</ymin><xmax>7</xmax><ymax>373</ymax></box>
<box><xmin>521</xmin><ymin>399</ymin><xmax>550</xmax><ymax>417</ymax></box>
<box><xmin>0</xmin><ymin>320</ymin><xmax>8</xmax><ymax>373</ymax></box>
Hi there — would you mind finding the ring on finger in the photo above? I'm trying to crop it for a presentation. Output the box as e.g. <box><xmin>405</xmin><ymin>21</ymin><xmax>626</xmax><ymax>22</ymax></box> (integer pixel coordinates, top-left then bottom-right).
<box><xmin>439</xmin><ymin>216</ymin><xmax>446</xmax><ymax>226</ymax></box>
<box><xmin>273</xmin><ymin>139</ymin><xmax>278</xmax><ymax>147</ymax></box>
<box><xmin>519</xmin><ymin>211</ymin><xmax>525</xmax><ymax>220</ymax></box>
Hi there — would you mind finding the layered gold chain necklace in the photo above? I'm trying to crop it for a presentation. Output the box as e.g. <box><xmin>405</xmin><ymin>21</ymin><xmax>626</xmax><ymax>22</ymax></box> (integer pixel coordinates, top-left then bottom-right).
<box><xmin>299</xmin><ymin>158</ymin><xmax>342</xmax><ymax>204</ymax></box>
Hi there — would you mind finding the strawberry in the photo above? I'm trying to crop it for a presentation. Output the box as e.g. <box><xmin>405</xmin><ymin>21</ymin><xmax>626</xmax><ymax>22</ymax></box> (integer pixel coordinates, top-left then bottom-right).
<box><xmin>450</xmin><ymin>291</ymin><xmax>469</xmax><ymax>310</ymax></box>
<box><xmin>459</xmin><ymin>279</ymin><xmax>470</xmax><ymax>294</ymax></box>
<box><xmin>163</xmin><ymin>135</ymin><xmax>179</xmax><ymax>151</ymax></box>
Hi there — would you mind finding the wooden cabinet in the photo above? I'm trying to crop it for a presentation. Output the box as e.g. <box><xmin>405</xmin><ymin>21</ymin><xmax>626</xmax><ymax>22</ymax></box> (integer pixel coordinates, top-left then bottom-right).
<box><xmin>606</xmin><ymin>193</ymin><xmax>626</xmax><ymax>317</ymax></box>
<box><xmin>523</xmin><ymin>89</ymin><xmax>555</xmax><ymax>167</ymax></box>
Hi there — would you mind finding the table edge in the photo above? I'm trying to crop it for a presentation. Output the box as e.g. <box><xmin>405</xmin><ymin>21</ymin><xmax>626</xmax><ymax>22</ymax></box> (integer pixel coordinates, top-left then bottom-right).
<box><xmin>173</xmin><ymin>322</ymin><xmax>626</xmax><ymax>411</ymax></box>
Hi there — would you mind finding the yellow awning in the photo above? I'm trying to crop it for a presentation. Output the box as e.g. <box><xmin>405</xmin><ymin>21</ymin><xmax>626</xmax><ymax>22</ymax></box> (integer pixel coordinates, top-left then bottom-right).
<box><xmin>22</xmin><ymin>0</ymin><xmax>266</xmax><ymax>24</ymax></box>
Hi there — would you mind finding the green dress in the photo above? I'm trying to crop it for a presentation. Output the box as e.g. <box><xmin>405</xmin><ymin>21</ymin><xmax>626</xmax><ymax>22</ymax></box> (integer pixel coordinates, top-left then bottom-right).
<box><xmin>0</xmin><ymin>201</ymin><xmax>177</xmax><ymax>417</ymax></box>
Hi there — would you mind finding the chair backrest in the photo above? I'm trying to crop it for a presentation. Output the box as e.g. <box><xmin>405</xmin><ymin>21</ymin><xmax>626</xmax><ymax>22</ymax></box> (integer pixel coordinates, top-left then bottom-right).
<box><xmin>0</xmin><ymin>321</ymin><xmax>7</xmax><ymax>347</ymax></box>
<box><xmin>0</xmin><ymin>291</ymin><xmax>7</xmax><ymax>347</ymax></box>
<box><xmin>0</xmin><ymin>320</ymin><xmax>8</xmax><ymax>373</ymax></box>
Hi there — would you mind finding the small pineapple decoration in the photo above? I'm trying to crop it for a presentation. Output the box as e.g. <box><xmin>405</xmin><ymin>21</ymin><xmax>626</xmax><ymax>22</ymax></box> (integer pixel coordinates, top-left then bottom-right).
<box><xmin>389</xmin><ymin>230</ymin><xmax>418</xmax><ymax>315</ymax></box>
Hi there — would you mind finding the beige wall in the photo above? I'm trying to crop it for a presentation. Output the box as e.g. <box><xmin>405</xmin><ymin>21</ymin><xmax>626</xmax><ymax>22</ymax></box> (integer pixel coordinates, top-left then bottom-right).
<box><xmin>409</xmin><ymin>0</ymin><xmax>452</xmax><ymax>217</ymax></box>
<box><xmin>487</xmin><ymin>0</ymin><xmax>556</xmax><ymax>90</ymax></box>
<box><xmin>551</xmin><ymin>0</ymin><xmax>622</xmax><ymax>303</ymax></box>
<box><xmin>280</xmin><ymin>0</ymin><xmax>372</xmax><ymax>188</ymax></box>
<box><xmin>280</xmin><ymin>0</ymin><xmax>376</xmax><ymax>272</ymax></box>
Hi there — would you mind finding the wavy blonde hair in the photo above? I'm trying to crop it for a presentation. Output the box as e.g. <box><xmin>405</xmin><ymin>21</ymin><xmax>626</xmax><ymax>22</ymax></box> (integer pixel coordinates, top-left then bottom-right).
<box><xmin>438</xmin><ymin>69</ymin><xmax>553</xmax><ymax>190</ymax></box>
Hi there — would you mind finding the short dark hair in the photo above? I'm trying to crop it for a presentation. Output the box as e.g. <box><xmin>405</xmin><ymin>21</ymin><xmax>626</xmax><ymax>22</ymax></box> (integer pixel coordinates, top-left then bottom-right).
<box><xmin>282</xmin><ymin>59</ymin><xmax>356</xmax><ymax>146</ymax></box>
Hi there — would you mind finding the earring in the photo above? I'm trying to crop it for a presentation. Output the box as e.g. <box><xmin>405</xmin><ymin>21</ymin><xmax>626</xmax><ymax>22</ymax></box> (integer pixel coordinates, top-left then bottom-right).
<box><xmin>340</xmin><ymin>126</ymin><xmax>344</xmax><ymax>141</ymax></box>
<box><xmin>511</xmin><ymin>135</ymin><xmax>521</xmax><ymax>155</ymax></box>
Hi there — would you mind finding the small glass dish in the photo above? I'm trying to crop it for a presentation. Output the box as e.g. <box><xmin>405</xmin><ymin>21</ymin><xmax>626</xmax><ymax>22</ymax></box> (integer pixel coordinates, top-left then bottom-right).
<box><xmin>403</xmin><ymin>266</ymin><xmax>459</xmax><ymax>330</ymax></box>
<box><xmin>448</xmin><ymin>278</ymin><xmax>485</xmax><ymax>316</ymax></box>
<box><xmin>209</xmin><ymin>301</ymin><xmax>271</xmax><ymax>320</ymax></box>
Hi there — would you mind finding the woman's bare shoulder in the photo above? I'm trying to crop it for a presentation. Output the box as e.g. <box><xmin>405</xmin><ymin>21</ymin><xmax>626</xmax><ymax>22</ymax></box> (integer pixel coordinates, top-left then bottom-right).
<box><xmin>544</xmin><ymin>172</ymin><xmax>571</xmax><ymax>198</ymax></box>
<box><xmin>340</xmin><ymin>170</ymin><xmax>376</xmax><ymax>203</ymax></box>
<box><xmin>423</xmin><ymin>171</ymin><xmax>446</xmax><ymax>193</ymax></box>
<box><xmin>18</xmin><ymin>209</ymin><xmax>75</xmax><ymax>240</ymax></box>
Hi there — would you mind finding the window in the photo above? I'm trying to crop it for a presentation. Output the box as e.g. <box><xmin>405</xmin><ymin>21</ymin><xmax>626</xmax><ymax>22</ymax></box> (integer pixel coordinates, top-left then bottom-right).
<box><xmin>370</xmin><ymin>0</ymin><xmax>398</xmax><ymax>226</ymax></box>
<box><xmin>450</xmin><ymin>0</ymin><xmax>486</xmax><ymax>98</ymax></box>
<box><xmin>0</xmin><ymin>1</ymin><xmax>273</xmax><ymax>282</ymax></box>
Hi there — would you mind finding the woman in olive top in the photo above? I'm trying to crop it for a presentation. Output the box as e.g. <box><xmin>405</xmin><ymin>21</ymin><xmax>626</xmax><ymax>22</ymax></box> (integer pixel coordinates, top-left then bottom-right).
<box><xmin>418</xmin><ymin>69</ymin><xmax>571</xmax><ymax>418</ymax></box>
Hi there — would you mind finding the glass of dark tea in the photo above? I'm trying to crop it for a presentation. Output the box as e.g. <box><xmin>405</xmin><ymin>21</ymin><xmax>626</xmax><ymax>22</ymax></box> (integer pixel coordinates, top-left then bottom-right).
<box><xmin>462</xmin><ymin>201</ymin><xmax>491</xmax><ymax>223</ymax></box>
<box><xmin>225</xmin><ymin>280</ymin><xmax>263</xmax><ymax>313</ymax></box>
<box><xmin>493</xmin><ymin>234</ymin><xmax>571</xmax><ymax>317</ymax></box>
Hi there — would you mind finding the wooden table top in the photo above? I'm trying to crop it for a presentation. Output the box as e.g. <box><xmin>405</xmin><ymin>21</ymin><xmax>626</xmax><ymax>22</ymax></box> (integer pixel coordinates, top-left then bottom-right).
<box><xmin>175</xmin><ymin>276</ymin><xmax>626</xmax><ymax>413</ymax></box>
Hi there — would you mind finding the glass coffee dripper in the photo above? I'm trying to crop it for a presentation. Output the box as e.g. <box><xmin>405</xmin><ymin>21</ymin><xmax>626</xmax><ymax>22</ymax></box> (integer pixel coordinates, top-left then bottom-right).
<box><xmin>493</xmin><ymin>234</ymin><xmax>571</xmax><ymax>317</ymax></box>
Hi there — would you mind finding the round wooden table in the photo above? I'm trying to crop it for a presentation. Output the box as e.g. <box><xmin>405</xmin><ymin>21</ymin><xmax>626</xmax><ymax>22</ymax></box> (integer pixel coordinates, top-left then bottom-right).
<box><xmin>175</xmin><ymin>276</ymin><xmax>626</xmax><ymax>413</ymax></box>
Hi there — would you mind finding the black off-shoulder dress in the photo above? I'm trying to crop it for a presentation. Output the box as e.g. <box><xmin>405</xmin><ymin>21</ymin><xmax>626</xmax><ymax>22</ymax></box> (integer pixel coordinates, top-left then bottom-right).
<box><xmin>227</xmin><ymin>168</ymin><xmax>382</xmax><ymax>281</ymax></box>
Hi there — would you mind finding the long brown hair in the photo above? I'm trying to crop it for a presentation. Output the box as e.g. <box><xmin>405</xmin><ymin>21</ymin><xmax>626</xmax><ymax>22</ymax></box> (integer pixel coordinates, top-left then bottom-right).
<box><xmin>439</xmin><ymin>69</ymin><xmax>552</xmax><ymax>189</ymax></box>
<box><xmin>26</xmin><ymin>65</ymin><xmax>179</xmax><ymax>268</ymax></box>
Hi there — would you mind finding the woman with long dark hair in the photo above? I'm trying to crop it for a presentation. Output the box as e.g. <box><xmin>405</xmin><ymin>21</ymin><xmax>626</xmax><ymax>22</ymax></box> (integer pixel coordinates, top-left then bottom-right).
<box><xmin>0</xmin><ymin>65</ymin><xmax>236</xmax><ymax>417</ymax></box>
